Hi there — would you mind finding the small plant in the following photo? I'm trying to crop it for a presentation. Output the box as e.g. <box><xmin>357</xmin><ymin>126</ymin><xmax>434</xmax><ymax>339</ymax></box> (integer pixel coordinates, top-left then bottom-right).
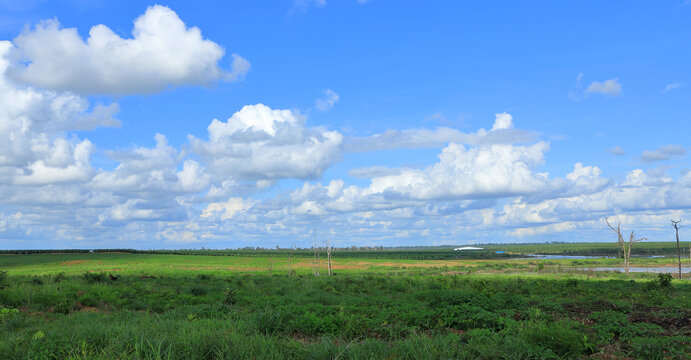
<box><xmin>536</xmin><ymin>263</ymin><xmax>545</xmax><ymax>272</ymax></box>
<box><xmin>53</xmin><ymin>300</ymin><xmax>74</xmax><ymax>315</ymax></box>
<box><xmin>52</xmin><ymin>272</ymin><xmax>66</xmax><ymax>283</ymax></box>
<box><xmin>197</xmin><ymin>273</ymin><xmax>212</xmax><ymax>280</ymax></box>
<box><xmin>223</xmin><ymin>287</ymin><xmax>236</xmax><ymax>305</ymax></box>
<box><xmin>0</xmin><ymin>307</ymin><xmax>19</xmax><ymax>324</ymax></box>
<box><xmin>189</xmin><ymin>285</ymin><xmax>208</xmax><ymax>296</ymax></box>
<box><xmin>30</xmin><ymin>277</ymin><xmax>44</xmax><ymax>285</ymax></box>
<box><xmin>0</xmin><ymin>269</ymin><xmax>7</xmax><ymax>289</ymax></box>
<box><xmin>657</xmin><ymin>273</ymin><xmax>672</xmax><ymax>288</ymax></box>
<box><xmin>82</xmin><ymin>272</ymin><xmax>108</xmax><ymax>284</ymax></box>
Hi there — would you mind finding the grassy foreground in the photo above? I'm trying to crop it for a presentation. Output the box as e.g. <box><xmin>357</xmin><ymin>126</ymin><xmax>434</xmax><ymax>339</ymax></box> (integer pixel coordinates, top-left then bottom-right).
<box><xmin>0</xmin><ymin>251</ymin><xmax>689</xmax><ymax>359</ymax></box>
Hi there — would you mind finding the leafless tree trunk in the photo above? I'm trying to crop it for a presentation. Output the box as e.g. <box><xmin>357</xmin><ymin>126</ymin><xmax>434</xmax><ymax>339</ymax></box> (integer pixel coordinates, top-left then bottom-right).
<box><xmin>606</xmin><ymin>217</ymin><xmax>646</xmax><ymax>275</ymax></box>
<box><xmin>288</xmin><ymin>243</ymin><xmax>295</xmax><ymax>276</ymax></box>
<box><xmin>326</xmin><ymin>238</ymin><xmax>333</xmax><ymax>276</ymax></box>
<box><xmin>671</xmin><ymin>220</ymin><xmax>683</xmax><ymax>279</ymax></box>
<box><xmin>313</xmin><ymin>230</ymin><xmax>320</xmax><ymax>276</ymax></box>
<box><xmin>312</xmin><ymin>231</ymin><xmax>317</xmax><ymax>276</ymax></box>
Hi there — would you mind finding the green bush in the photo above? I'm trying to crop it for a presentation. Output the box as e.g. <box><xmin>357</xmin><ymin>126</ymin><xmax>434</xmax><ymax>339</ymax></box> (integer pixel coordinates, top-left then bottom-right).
<box><xmin>656</xmin><ymin>273</ymin><xmax>672</xmax><ymax>288</ymax></box>
<box><xmin>0</xmin><ymin>270</ymin><xmax>7</xmax><ymax>289</ymax></box>
<box><xmin>82</xmin><ymin>272</ymin><xmax>108</xmax><ymax>284</ymax></box>
<box><xmin>189</xmin><ymin>285</ymin><xmax>208</xmax><ymax>296</ymax></box>
<box><xmin>53</xmin><ymin>300</ymin><xmax>74</xmax><ymax>314</ymax></box>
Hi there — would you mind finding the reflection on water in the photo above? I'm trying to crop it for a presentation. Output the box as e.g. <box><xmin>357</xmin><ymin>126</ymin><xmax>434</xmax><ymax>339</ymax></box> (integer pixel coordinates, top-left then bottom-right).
<box><xmin>576</xmin><ymin>267</ymin><xmax>691</xmax><ymax>273</ymax></box>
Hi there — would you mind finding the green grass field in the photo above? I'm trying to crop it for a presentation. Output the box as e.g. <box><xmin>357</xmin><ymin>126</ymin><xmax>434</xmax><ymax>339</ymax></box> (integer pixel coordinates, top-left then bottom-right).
<box><xmin>0</xmin><ymin>244</ymin><xmax>689</xmax><ymax>359</ymax></box>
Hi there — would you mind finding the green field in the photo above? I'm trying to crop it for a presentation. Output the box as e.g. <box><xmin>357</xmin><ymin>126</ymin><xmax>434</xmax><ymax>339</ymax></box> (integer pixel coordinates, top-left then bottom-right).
<box><xmin>0</xmin><ymin>243</ymin><xmax>689</xmax><ymax>359</ymax></box>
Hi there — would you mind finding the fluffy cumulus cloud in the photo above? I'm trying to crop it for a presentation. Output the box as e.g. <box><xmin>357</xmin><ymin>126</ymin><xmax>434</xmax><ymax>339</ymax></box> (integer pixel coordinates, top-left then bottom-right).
<box><xmin>0</xmin><ymin>40</ymin><xmax>118</xmax><ymax>189</ymax></box>
<box><xmin>7</xmin><ymin>5</ymin><xmax>248</xmax><ymax>95</ymax></box>
<box><xmin>585</xmin><ymin>78</ymin><xmax>622</xmax><ymax>96</ymax></box>
<box><xmin>362</xmin><ymin>142</ymin><xmax>549</xmax><ymax>200</ymax></box>
<box><xmin>189</xmin><ymin>104</ymin><xmax>343</xmax><ymax>181</ymax></box>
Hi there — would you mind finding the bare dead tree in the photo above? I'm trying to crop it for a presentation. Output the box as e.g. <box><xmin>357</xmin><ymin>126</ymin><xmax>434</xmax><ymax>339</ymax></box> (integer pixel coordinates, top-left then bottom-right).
<box><xmin>312</xmin><ymin>230</ymin><xmax>318</xmax><ymax>276</ymax></box>
<box><xmin>606</xmin><ymin>217</ymin><xmax>647</xmax><ymax>275</ymax></box>
<box><xmin>326</xmin><ymin>237</ymin><xmax>333</xmax><ymax>276</ymax></box>
<box><xmin>288</xmin><ymin>243</ymin><xmax>295</xmax><ymax>276</ymax></box>
<box><xmin>671</xmin><ymin>219</ymin><xmax>683</xmax><ymax>279</ymax></box>
<box><xmin>313</xmin><ymin>229</ymin><xmax>321</xmax><ymax>277</ymax></box>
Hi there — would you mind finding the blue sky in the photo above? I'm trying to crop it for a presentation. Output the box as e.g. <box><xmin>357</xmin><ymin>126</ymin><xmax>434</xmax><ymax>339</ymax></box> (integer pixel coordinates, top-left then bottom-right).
<box><xmin>0</xmin><ymin>1</ymin><xmax>690</xmax><ymax>249</ymax></box>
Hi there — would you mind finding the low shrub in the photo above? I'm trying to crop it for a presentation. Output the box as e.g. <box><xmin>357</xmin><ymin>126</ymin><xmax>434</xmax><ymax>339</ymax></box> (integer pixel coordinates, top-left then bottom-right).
<box><xmin>656</xmin><ymin>273</ymin><xmax>672</xmax><ymax>288</ymax></box>
<box><xmin>83</xmin><ymin>272</ymin><xmax>108</xmax><ymax>284</ymax></box>
<box><xmin>189</xmin><ymin>285</ymin><xmax>208</xmax><ymax>296</ymax></box>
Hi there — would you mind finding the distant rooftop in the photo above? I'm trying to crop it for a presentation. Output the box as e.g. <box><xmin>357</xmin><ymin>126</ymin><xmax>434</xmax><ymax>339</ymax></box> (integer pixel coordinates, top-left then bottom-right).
<box><xmin>453</xmin><ymin>246</ymin><xmax>484</xmax><ymax>251</ymax></box>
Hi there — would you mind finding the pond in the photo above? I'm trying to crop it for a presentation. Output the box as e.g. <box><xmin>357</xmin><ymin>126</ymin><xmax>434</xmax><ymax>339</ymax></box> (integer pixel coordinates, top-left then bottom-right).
<box><xmin>575</xmin><ymin>266</ymin><xmax>691</xmax><ymax>273</ymax></box>
<box><xmin>512</xmin><ymin>254</ymin><xmax>616</xmax><ymax>260</ymax></box>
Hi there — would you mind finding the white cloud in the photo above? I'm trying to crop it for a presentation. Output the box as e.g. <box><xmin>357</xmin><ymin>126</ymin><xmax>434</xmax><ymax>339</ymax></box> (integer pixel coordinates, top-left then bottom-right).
<box><xmin>662</xmin><ymin>82</ymin><xmax>685</xmax><ymax>93</ymax></box>
<box><xmin>509</xmin><ymin>222</ymin><xmax>576</xmax><ymax>237</ymax></box>
<box><xmin>7</xmin><ymin>5</ymin><xmax>245</xmax><ymax>95</ymax></box>
<box><xmin>91</xmin><ymin>134</ymin><xmax>210</xmax><ymax>196</ymax></box>
<box><xmin>361</xmin><ymin>142</ymin><xmax>549</xmax><ymax>200</ymax></box>
<box><xmin>491</xmin><ymin>112</ymin><xmax>513</xmax><ymax>130</ymax></box>
<box><xmin>640</xmin><ymin>144</ymin><xmax>686</xmax><ymax>163</ymax></box>
<box><xmin>13</xmin><ymin>139</ymin><xmax>93</xmax><ymax>185</ymax></box>
<box><xmin>0</xmin><ymin>40</ymin><xmax>115</xmax><ymax>187</ymax></box>
<box><xmin>315</xmin><ymin>89</ymin><xmax>339</xmax><ymax>111</ymax></box>
<box><xmin>607</xmin><ymin>146</ymin><xmax>625</xmax><ymax>155</ymax></box>
<box><xmin>107</xmin><ymin>199</ymin><xmax>157</xmax><ymax>222</ymax></box>
<box><xmin>189</xmin><ymin>104</ymin><xmax>343</xmax><ymax>180</ymax></box>
<box><xmin>585</xmin><ymin>78</ymin><xmax>622</xmax><ymax>96</ymax></box>
<box><xmin>344</xmin><ymin>112</ymin><xmax>536</xmax><ymax>153</ymax></box>
<box><xmin>291</xmin><ymin>0</ymin><xmax>328</xmax><ymax>13</ymax></box>
<box><xmin>201</xmin><ymin>197</ymin><xmax>252</xmax><ymax>220</ymax></box>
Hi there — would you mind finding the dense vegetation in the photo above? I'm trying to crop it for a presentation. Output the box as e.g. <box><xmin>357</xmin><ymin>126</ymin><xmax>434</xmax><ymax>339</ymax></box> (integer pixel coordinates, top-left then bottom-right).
<box><xmin>1</xmin><ymin>241</ymin><xmax>687</xmax><ymax>259</ymax></box>
<box><xmin>0</xmin><ymin>245</ymin><xmax>688</xmax><ymax>359</ymax></box>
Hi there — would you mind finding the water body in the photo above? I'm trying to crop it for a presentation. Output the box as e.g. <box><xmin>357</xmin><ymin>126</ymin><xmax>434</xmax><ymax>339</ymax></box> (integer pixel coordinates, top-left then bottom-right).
<box><xmin>576</xmin><ymin>267</ymin><xmax>691</xmax><ymax>274</ymax></box>
<box><xmin>512</xmin><ymin>254</ymin><xmax>616</xmax><ymax>260</ymax></box>
<box><xmin>512</xmin><ymin>254</ymin><xmax>667</xmax><ymax>260</ymax></box>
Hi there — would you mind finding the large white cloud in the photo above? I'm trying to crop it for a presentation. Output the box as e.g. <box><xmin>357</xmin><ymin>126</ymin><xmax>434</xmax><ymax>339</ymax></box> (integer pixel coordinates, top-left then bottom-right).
<box><xmin>0</xmin><ymin>41</ymin><xmax>116</xmax><ymax>187</ymax></box>
<box><xmin>190</xmin><ymin>104</ymin><xmax>343</xmax><ymax>181</ymax></box>
<box><xmin>91</xmin><ymin>134</ymin><xmax>210</xmax><ymax>196</ymax></box>
<box><xmin>362</xmin><ymin>142</ymin><xmax>549</xmax><ymax>200</ymax></box>
<box><xmin>7</xmin><ymin>5</ymin><xmax>248</xmax><ymax>95</ymax></box>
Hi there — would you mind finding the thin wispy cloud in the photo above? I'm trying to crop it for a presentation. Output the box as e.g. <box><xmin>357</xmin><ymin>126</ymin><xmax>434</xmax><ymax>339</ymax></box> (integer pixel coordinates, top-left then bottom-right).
<box><xmin>640</xmin><ymin>145</ymin><xmax>686</xmax><ymax>163</ymax></box>
<box><xmin>570</xmin><ymin>74</ymin><xmax>622</xmax><ymax>100</ymax></box>
<box><xmin>662</xmin><ymin>82</ymin><xmax>685</xmax><ymax>93</ymax></box>
<box><xmin>315</xmin><ymin>89</ymin><xmax>340</xmax><ymax>111</ymax></box>
<box><xmin>607</xmin><ymin>146</ymin><xmax>625</xmax><ymax>156</ymax></box>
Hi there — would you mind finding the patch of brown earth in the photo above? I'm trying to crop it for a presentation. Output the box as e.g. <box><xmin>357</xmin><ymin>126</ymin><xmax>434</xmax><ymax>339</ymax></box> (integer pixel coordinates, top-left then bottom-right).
<box><xmin>61</xmin><ymin>260</ymin><xmax>92</xmax><ymax>265</ymax></box>
<box><xmin>181</xmin><ymin>266</ymin><xmax>263</xmax><ymax>271</ymax></box>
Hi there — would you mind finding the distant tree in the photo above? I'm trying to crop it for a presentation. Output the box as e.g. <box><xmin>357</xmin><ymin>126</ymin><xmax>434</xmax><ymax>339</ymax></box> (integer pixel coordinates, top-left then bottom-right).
<box><xmin>671</xmin><ymin>219</ymin><xmax>683</xmax><ymax>279</ymax></box>
<box><xmin>606</xmin><ymin>217</ymin><xmax>646</xmax><ymax>276</ymax></box>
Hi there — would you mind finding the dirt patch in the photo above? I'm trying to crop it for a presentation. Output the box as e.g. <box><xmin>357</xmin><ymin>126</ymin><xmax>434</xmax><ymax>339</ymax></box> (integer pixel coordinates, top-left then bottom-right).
<box><xmin>61</xmin><ymin>260</ymin><xmax>93</xmax><ymax>266</ymax></box>
<box><xmin>331</xmin><ymin>264</ymin><xmax>368</xmax><ymax>270</ymax></box>
<box><xmin>563</xmin><ymin>300</ymin><xmax>619</xmax><ymax>316</ymax></box>
<box><xmin>181</xmin><ymin>266</ymin><xmax>263</xmax><ymax>271</ymax></box>
<box><xmin>629</xmin><ymin>305</ymin><xmax>691</xmax><ymax>332</ymax></box>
